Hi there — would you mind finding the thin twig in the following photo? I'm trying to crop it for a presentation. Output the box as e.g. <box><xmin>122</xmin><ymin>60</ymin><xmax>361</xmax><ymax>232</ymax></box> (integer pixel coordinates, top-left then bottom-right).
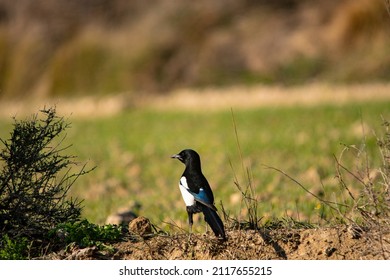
<box><xmin>264</xmin><ymin>164</ymin><xmax>348</xmax><ymax>210</ymax></box>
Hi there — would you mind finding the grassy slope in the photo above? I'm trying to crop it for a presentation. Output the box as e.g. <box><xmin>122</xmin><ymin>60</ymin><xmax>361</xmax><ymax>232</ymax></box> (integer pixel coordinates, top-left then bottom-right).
<box><xmin>61</xmin><ymin>102</ymin><xmax>390</xmax><ymax>227</ymax></box>
<box><xmin>1</xmin><ymin>100</ymin><xmax>389</xmax><ymax>232</ymax></box>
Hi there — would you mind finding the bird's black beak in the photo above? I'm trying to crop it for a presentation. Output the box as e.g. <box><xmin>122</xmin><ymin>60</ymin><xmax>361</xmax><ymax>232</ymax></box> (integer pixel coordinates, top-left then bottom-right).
<box><xmin>171</xmin><ymin>154</ymin><xmax>182</xmax><ymax>161</ymax></box>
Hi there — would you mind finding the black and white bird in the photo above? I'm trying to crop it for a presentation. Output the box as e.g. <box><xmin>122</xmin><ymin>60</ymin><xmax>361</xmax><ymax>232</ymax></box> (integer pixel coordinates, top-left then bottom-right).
<box><xmin>171</xmin><ymin>149</ymin><xmax>226</xmax><ymax>240</ymax></box>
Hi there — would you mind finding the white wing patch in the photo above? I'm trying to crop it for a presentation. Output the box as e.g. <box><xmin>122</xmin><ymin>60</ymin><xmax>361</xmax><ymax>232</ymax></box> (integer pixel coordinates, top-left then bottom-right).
<box><xmin>179</xmin><ymin>176</ymin><xmax>195</xmax><ymax>206</ymax></box>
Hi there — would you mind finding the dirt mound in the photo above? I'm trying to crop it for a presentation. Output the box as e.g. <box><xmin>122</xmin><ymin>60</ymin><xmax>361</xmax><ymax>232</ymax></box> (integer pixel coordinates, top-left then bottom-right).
<box><xmin>45</xmin><ymin>226</ymin><xmax>389</xmax><ymax>260</ymax></box>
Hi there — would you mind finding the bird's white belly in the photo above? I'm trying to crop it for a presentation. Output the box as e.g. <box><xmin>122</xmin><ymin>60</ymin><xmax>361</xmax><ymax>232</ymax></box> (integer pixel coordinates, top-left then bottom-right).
<box><xmin>179</xmin><ymin>176</ymin><xmax>195</xmax><ymax>206</ymax></box>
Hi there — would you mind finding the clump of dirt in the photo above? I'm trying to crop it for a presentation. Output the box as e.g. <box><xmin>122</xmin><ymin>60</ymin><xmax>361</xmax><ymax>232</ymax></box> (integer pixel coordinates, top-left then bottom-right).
<box><xmin>45</xmin><ymin>226</ymin><xmax>389</xmax><ymax>260</ymax></box>
<box><xmin>128</xmin><ymin>216</ymin><xmax>153</xmax><ymax>237</ymax></box>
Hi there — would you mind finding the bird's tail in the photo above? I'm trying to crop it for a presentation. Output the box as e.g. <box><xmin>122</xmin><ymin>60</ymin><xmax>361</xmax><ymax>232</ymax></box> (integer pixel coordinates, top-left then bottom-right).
<box><xmin>201</xmin><ymin>205</ymin><xmax>226</xmax><ymax>240</ymax></box>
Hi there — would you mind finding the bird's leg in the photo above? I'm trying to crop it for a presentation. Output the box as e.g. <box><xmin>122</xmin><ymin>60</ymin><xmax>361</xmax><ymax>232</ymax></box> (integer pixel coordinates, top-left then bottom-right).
<box><xmin>187</xmin><ymin>211</ymin><xmax>193</xmax><ymax>242</ymax></box>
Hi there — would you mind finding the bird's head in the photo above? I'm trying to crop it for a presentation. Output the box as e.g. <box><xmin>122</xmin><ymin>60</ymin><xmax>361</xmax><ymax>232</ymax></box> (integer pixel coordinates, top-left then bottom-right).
<box><xmin>171</xmin><ymin>149</ymin><xmax>201</xmax><ymax>167</ymax></box>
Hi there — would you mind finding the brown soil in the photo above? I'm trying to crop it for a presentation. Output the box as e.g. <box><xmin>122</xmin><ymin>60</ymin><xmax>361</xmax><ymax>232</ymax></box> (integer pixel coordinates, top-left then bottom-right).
<box><xmin>45</xmin><ymin>226</ymin><xmax>389</xmax><ymax>260</ymax></box>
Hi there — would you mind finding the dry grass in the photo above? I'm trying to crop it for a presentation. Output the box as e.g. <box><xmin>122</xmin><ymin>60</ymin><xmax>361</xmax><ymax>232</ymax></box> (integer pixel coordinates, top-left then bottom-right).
<box><xmin>140</xmin><ymin>83</ymin><xmax>390</xmax><ymax>112</ymax></box>
<box><xmin>263</xmin><ymin>118</ymin><xmax>390</xmax><ymax>259</ymax></box>
<box><xmin>1</xmin><ymin>82</ymin><xmax>390</xmax><ymax>119</ymax></box>
<box><xmin>386</xmin><ymin>0</ymin><xmax>390</xmax><ymax>16</ymax></box>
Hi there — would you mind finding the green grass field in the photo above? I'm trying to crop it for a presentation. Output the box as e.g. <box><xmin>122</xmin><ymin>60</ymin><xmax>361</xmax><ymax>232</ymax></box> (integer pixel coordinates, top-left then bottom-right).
<box><xmin>1</xmin><ymin>100</ymin><xmax>389</xmax><ymax>233</ymax></box>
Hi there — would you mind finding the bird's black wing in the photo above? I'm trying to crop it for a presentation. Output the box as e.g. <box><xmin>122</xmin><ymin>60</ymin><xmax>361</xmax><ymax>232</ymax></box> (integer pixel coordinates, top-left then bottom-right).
<box><xmin>184</xmin><ymin>171</ymin><xmax>216</xmax><ymax>210</ymax></box>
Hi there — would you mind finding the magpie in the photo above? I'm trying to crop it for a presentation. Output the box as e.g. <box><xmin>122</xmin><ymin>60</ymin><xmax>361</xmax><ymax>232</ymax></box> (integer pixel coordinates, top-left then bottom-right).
<box><xmin>171</xmin><ymin>149</ymin><xmax>226</xmax><ymax>240</ymax></box>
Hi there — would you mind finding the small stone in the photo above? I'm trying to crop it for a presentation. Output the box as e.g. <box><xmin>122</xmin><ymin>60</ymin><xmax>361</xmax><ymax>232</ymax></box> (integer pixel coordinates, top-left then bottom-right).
<box><xmin>106</xmin><ymin>210</ymin><xmax>137</xmax><ymax>225</ymax></box>
<box><xmin>128</xmin><ymin>216</ymin><xmax>153</xmax><ymax>236</ymax></box>
<box><xmin>105</xmin><ymin>201</ymin><xmax>141</xmax><ymax>225</ymax></box>
<box><xmin>325</xmin><ymin>247</ymin><xmax>336</xmax><ymax>257</ymax></box>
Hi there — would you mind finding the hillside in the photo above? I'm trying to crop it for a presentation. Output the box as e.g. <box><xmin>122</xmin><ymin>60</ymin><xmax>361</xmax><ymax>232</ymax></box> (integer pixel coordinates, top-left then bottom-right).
<box><xmin>0</xmin><ymin>0</ymin><xmax>389</xmax><ymax>98</ymax></box>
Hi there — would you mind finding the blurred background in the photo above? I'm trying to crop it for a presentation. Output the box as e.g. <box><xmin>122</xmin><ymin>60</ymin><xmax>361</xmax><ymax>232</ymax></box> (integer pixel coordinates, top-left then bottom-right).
<box><xmin>0</xmin><ymin>0</ymin><xmax>390</xmax><ymax>227</ymax></box>
<box><xmin>0</xmin><ymin>0</ymin><xmax>389</xmax><ymax>99</ymax></box>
